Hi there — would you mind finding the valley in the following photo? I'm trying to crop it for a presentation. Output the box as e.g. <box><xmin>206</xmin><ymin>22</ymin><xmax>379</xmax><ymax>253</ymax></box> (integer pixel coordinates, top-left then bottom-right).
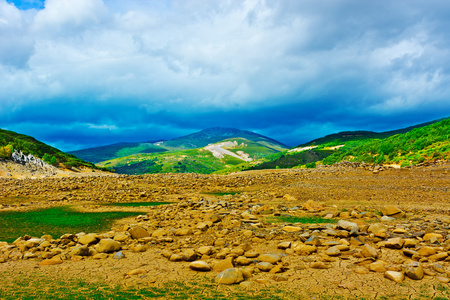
<box><xmin>1</xmin><ymin>162</ymin><xmax>450</xmax><ymax>299</ymax></box>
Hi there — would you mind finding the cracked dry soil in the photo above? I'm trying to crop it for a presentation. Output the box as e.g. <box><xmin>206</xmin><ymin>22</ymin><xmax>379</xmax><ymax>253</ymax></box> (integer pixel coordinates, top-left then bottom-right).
<box><xmin>0</xmin><ymin>163</ymin><xmax>450</xmax><ymax>299</ymax></box>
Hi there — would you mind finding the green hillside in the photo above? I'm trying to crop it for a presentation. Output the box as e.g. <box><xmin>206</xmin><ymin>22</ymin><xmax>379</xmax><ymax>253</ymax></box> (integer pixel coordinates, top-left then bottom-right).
<box><xmin>246</xmin><ymin>149</ymin><xmax>334</xmax><ymax>170</ymax></box>
<box><xmin>0</xmin><ymin>129</ymin><xmax>97</xmax><ymax>169</ymax></box>
<box><xmin>70</xmin><ymin>127</ymin><xmax>288</xmax><ymax>165</ymax></box>
<box><xmin>97</xmin><ymin>137</ymin><xmax>282</xmax><ymax>175</ymax></box>
<box><xmin>69</xmin><ymin>142</ymin><xmax>167</xmax><ymax>163</ymax></box>
<box><xmin>298</xmin><ymin>118</ymin><xmax>448</xmax><ymax>148</ymax></box>
<box><xmin>159</xmin><ymin>127</ymin><xmax>288</xmax><ymax>151</ymax></box>
<box><xmin>322</xmin><ymin>119</ymin><xmax>450</xmax><ymax>166</ymax></box>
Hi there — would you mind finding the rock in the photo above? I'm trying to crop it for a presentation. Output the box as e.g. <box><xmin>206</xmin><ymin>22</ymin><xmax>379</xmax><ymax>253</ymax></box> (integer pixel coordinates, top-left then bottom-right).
<box><xmin>196</xmin><ymin>222</ymin><xmax>210</xmax><ymax>231</ymax></box>
<box><xmin>381</xmin><ymin>206</ymin><xmax>402</xmax><ymax>216</ymax></box>
<box><xmin>127</xmin><ymin>269</ymin><xmax>147</xmax><ymax>275</ymax></box>
<box><xmin>133</xmin><ymin>244</ymin><xmax>146</xmax><ymax>252</ymax></box>
<box><xmin>384</xmin><ymin>271</ymin><xmax>404</xmax><ymax>283</ymax></box>
<box><xmin>403</xmin><ymin>249</ymin><xmax>419</xmax><ymax>257</ymax></box>
<box><xmin>337</xmin><ymin>220</ymin><xmax>359</xmax><ymax>233</ymax></box>
<box><xmin>197</xmin><ymin>246</ymin><xmax>213</xmax><ymax>256</ymax></box>
<box><xmin>423</xmin><ymin>233</ymin><xmax>443</xmax><ymax>241</ymax></box>
<box><xmin>93</xmin><ymin>253</ymin><xmax>109</xmax><ymax>259</ymax></box>
<box><xmin>69</xmin><ymin>245</ymin><xmax>90</xmax><ymax>256</ymax></box>
<box><xmin>169</xmin><ymin>254</ymin><xmax>183</xmax><ymax>262</ymax></box>
<box><xmin>417</xmin><ymin>246</ymin><xmax>436</xmax><ymax>257</ymax></box>
<box><xmin>235</xmin><ymin>256</ymin><xmax>253</xmax><ymax>266</ymax></box>
<box><xmin>113</xmin><ymin>251</ymin><xmax>125</xmax><ymax>259</ymax></box>
<box><xmin>325</xmin><ymin>246</ymin><xmax>341</xmax><ymax>257</ymax></box>
<box><xmin>114</xmin><ymin>234</ymin><xmax>129</xmax><ymax>242</ymax></box>
<box><xmin>175</xmin><ymin>228</ymin><xmax>193</xmax><ymax>236</ymax></box>
<box><xmin>39</xmin><ymin>256</ymin><xmax>63</xmax><ymax>266</ymax></box>
<box><xmin>385</xmin><ymin>238</ymin><xmax>404</xmax><ymax>249</ymax></box>
<box><xmin>293</xmin><ymin>244</ymin><xmax>317</xmax><ymax>255</ymax></box>
<box><xmin>305</xmin><ymin>236</ymin><xmax>321</xmax><ymax>246</ymax></box>
<box><xmin>311</xmin><ymin>262</ymin><xmax>331</xmax><ymax>269</ymax></box>
<box><xmin>215</xmin><ymin>268</ymin><xmax>244</xmax><ymax>285</ymax></box>
<box><xmin>405</xmin><ymin>262</ymin><xmax>424</xmax><ymax>280</ymax></box>
<box><xmin>429</xmin><ymin>252</ymin><xmax>448</xmax><ymax>261</ymax></box>
<box><xmin>277</xmin><ymin>242</ymin><xmax>291</xmax><ymax>249</ymax></box>
<box><xmin>78</xmin><ymin>234</ymin><xmax>98</xmax><ymax>245</ymax></box>
<box><xmin>152</xmin><ymin>229</ymin><xmax>166</xmax><ymax>237</ymax></box>
<box><xmin>258</xmin><ymin>254</ymin><xmax>281</xmax><ymax>264</ymax></box>
<box><xmin>368</xmin><ymin>223</ymin><xmax>388</xmax><ymax>238</ymax></box>
<box><xmin>182</xmin><ymin>249</ymin><xmax>198</xmax><ymax>262</ymax></box>
<box><xmin>302</xmin><ymin>200</ymin><xmax>324</xmax><ymax>211</ymax></box>
<box><xmin>433</xmin><ymin>263</ymin><xmax>446</xmax><ymax>273</ymax></box>
<box><xmin>436</xmin><ymin>276</ymin><xmax>450</xmax><ymax>283</ymax></box>
<box><xmin>282</xmin><ymin>226</ymin><xmax>302</xmax><ymax>233</ymax></box>
<box><xmin>244</xmin><ymin>251</ymin><xmax>260</xmax><ymax>258</ymax></box>
<box><xmin>271</xmin><ymin>275</ymin><xmax>288</xmax><ymax>282</ymax></box>
<box><xmin>338</xmin><ymin>282</ymin><xmax>356</xmax><ymax>291</ymax></box>
<box><xmin>189</xmin><ymin>261</ymin><xmax>211</xmax><ymax>271</ymax></box>
<box><xmin>368</xmin><ymin>261</ymin><xmax>387</xmax><ymax>273</ymax></box>
<box><xmin>213</xmin><ymin>257</ymin><xmax>234</xmax><ymax>272</ymax></box>
<box><xmin>95</xmin><ymin>239</ymin><xmax>121</xmax><ymax>253</ymax></box>
<box><xmin>257</xmin><ymin>262</ymin><xmax>274</xmax><ymax>272</ymax></box>
<box><xmin>269</xmin><ymin>265</ymin><xmax>284</xmax><ymax>274</ymax></box>
<box><xmin>361</xmin><ymin>244</ymin><xmax>378</xmax><ymax>258</ymax></box>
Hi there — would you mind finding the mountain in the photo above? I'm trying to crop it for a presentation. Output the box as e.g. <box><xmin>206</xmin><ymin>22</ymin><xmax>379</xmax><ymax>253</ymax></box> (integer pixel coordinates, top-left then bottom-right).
<box><xmin>238</xmin><ymin>117</ymin><xmax>450</xmax><ymax>172</ymax></box>
<box><xmin>322</xmin><ymin>118</ymin><xmax>450</xmax><ymax>166</ymax></box>
<box><xmin>159</xmin><ymin>127</ymin><xmax>289</xmax><ymax>151</ymax></box>
<box><xmin>70</xmin><ymin>127</ymin><xmax>288</xmax><ymax>164</ymax></box>
<box><xmin>0</xmin><ymin>128</ymin><xmax>97</xmax><ymax>170</ymax></box>
<box><xmin>97</xmin><ymin>136</ymin><xmax>287</xmax><ymax>175</ymax></box>
<box><xmin>69</xmin><ymin>142</ymin><xmax>167</xmax><ymax>164</ymax></box>
<box><xmin>297</xmin><ymin>117</ymin><xmax>449</xmax><ymax>148</ymax></box>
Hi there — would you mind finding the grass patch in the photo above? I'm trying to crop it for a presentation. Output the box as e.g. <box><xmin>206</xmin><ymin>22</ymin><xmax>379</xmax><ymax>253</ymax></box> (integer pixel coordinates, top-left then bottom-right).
<box><xmin>0</xmin><ymin>206</ymin><xmax>141</xmax><ymax>243</ymax></box>
<box><xmin>203</xmin><ymin>191</ymin><xmax>242</xmax><ymax>196</ymax></box>
<box><xmin>103</xmin><ymin>201</ymin><xmax>172</xmax><ymax>207</ymax></box>
<box><xmin>265</xmin><ymin>215</ymin><xmax>337</xmax><ymax>224</ymax></box>
<box><xmin>0</xmin><ymin>274</ymin><xmax>290</xmax><ymax>300</ymax></box>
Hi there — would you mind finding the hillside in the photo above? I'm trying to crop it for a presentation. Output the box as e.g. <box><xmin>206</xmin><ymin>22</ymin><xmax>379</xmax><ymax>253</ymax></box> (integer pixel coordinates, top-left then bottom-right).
<box><xmin>159</xmin><ymin>127</ymin><xmax>289</xmax><ymax>151</ymax></box>
<box><xmin>70</xmin><ymin>127</ymin><xmax>288</xmax><ymax>164</ymax></box>
<box><xmin>0</xmin><ymin>128</ymin><xmax>98</xmax><ymax>170</ymax></box>
<box><xmin>97</xmin><ymin>137</ymin><xmax>282</xmax><ymax>175</ymax></box>
<box><xmin>298</xmin><ymin>117</ymin><xmax>448</xmax><ymax>148</ymax></box>
<box><xmin>69</xmin><ymin>142</ymin><xmax>167</xmax><ymax>163</ymax></box>
<box><xmin>322</xmin><ymin>118</ymin><xmax>450</xmax><ymax>166</ymax></box>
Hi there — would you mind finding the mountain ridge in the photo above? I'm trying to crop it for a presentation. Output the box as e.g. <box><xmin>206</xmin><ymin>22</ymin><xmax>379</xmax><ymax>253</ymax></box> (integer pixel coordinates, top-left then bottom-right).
<box><xmin>69</xmin><ymin>127</ymin><xmax>288</xmax><ymax>163</ymax></box>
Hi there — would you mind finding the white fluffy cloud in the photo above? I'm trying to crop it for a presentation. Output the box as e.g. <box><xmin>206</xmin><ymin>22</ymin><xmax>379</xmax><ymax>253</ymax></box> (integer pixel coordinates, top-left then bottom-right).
<box><xmin>1</xmin><ymin>0</ymin><xmax>450</xmax><ymax>149</ymax></box>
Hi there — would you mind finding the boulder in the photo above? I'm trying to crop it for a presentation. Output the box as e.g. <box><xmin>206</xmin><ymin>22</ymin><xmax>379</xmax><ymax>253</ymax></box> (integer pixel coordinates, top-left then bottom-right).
<box><xmin>384</xmin><ymin>271</ymin><xmax>404</xmax><ymax>283</ymax></box>
<box><xmin>215</xmin><ymin>268</ymin><xmax>244</xmax><ymax>285</ymax></box>
<box><xmin>405</xmin><ymin>262</ymin><xmax>424</xmax><ymax>280</ymax></box>
<box><xmin>189</xmin><ymin>261</ymin><xmax>211</xmax><ymax>271</ymax></box>
<box><xmin>95</xmin><ymin>239</ymin><xmax>121</xmax><ymax>253</ymax></box>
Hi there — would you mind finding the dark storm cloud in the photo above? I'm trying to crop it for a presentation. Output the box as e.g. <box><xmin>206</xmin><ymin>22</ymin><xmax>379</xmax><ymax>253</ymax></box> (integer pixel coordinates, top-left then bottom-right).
<box><xmin>1</xmin><ymin>0</ymin><xmax>449</xmax><ymax>151</ymax></box>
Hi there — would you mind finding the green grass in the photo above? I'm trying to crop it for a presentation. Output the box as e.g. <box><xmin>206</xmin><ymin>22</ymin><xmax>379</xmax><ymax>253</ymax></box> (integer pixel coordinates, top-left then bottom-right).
<box><xmin>103</xmin><ymin>201</ymin><xmax>172</xmax><ymax>207</ymax></box>
<box><xmin>0</xmin><ymin>275</ymin><xmax>289</xmax><ymax>300</ymax></box>
<box><xmin>265</xmin><ymin>215</ymin><xmax>337</xmax><ymax>224</ymax></box>
<box><xmin>203</xmin><ymin>191</ymin><xmax>242</xmax><ymax>196</ymax></box>
<box><xmin>0</xmin><ymin>207</ymin><xmax>141</xmax><ymax>243</ymax></box>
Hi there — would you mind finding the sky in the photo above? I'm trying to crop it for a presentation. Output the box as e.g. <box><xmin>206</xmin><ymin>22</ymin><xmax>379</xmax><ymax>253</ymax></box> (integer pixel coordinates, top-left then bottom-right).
<box><xmin>1</xmin><ymin>0</ymin><xmax>450</xmax><ymax>151</ymax></box>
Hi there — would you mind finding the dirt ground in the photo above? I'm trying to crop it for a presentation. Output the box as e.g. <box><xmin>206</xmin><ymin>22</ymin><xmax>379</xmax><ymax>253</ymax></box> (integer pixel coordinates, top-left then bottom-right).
<box><xmin>0</xmin><ymin>162</ymin><xmax>449</xmax><ymax>299</ymax></box>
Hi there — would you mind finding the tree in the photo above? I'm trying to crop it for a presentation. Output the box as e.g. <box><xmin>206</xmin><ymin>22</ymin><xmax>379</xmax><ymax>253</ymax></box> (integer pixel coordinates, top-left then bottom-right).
<box><xmin>50</xmin><ymin>156</ymin><xmax>57</xmax><ymax>166</ymax></box>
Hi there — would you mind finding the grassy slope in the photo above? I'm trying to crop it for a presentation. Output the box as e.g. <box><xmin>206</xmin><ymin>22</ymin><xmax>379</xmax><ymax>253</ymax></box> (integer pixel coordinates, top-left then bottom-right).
<box><xmin>69</xmin><ymin>142</ymin><xmax>167</xmax><ymax>163</ymax></box>
<box><xmin>322</xmin><ymin>119</ymin><xmax>450</xmax><ymax>166</ymax></box>
<box><xmin>0</xmin><ymin>128</ymin><xmax>97</xmax><ymax>169</ymax></box>
<box><xmin>298</xmin><ymin>117</ymin><xmax>449</xmax><ymax>148</ymax></box>
<box><xmin>98</xmin><ymin>137</ymin><xmax>283</xmax><ymax>175</ymax></box>
<box><xmin>158</xmin><ymin>127</ymin><xmax>289</xmax><ymax>151</ymax></box>
<box><xmin>246</xmin><ymin>149</ymin><xmax>334</xmax><ymax>170</ymax></box>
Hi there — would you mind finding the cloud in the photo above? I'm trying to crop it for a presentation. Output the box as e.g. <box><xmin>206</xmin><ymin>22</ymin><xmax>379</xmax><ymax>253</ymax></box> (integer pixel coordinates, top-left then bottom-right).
<box><xmin>1</xmin><ymin>0</ymin><xmax>450</xmax><ymax>151</ymax></box>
